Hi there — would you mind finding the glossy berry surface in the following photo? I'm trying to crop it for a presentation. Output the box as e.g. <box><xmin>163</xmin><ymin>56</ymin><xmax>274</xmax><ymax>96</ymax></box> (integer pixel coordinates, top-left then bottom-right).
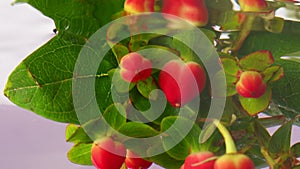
<box><xmin>124</xmin><ymin>0</ymin><xmax>155</xmax><ymax>14</ymax></box>
<box><xmin>91</xmin><ymin>137</ymin><xmax>126</xmax><ymax>169</ymax></box>
<box><xmin>158</xmin><ymin>60</ymin><xmax>206</xmax><ymax>107</ymax></box>
<box><xmin>183</xmin><ymin>151</ymin><xmax>216</xmax><ymax>169</ymax></box>
<box><xmin>125</xmin><ymin>150</ymin><xmax>152</xmax><ymax>169</ymax></box>
<box><xmin>162</xmin><ymin>0</ymin><xmax>208</xmax><ymax>26</ymax></box>
<box><xmin>236</xmin><ymin>71</ymin><xmax>266</xmax><ymax>98</ymax></box>
<box><xmin>214</xmin><ymin>154</ymin><xmax>255</xmax><ymax>169</ymax></box>
<box><xmin>120</xmin><ymin>52</ymin><xmax>152</xmax><ymax>83</ymax></box>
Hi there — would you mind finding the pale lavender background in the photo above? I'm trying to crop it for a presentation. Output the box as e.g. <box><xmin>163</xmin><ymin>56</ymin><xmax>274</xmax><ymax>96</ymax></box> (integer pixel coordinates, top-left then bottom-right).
<box><xmin>0</xmin><ymin>0</ymin><xmax>299</xmax><ymax>169</ymax></box>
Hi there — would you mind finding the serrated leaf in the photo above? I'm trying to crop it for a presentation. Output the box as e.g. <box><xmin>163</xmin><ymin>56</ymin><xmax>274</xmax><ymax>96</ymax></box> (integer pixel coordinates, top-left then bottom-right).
<box><xmin>268</xmin><ymin>120</ymin><xmax>293</xmax><ymax>156</ymax></box>
<box><xmin>239</xmin><ymin>50</ymin><xmax>274</xmax><ymax>71</ymax></box>
<box><xmin>67</xmin><ymin>143</ymin><xmax>93</xmax><ymax>165</ymax></box>
<box><xmin>66</xmin><ymin>124</ymin><xmax>92</xmax><ymax>143</ymax></box>
<box><xmin>239</xmin><ymin>87</ymin><xmax>272</xmax><ymax>116</ymax></box>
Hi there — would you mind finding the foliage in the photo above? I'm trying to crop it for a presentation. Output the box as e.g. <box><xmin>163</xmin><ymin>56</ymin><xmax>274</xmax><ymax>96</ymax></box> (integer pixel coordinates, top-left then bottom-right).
<box><xmin>4</xmin><ymin>0</ymin><xmax>300</xmax><ymax>168</ymax></box>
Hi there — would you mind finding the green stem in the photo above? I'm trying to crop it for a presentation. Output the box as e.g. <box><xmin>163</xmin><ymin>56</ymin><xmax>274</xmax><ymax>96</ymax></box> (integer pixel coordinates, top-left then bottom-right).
<box><xmin>213</xmin><ymin>120</ymin><xmax>237</xmax><ymax>154</ymax></box>
<box><xmin>230</xmin><ymin>14</ymin><xmax>256</xmax><ymax>54</ymax></box>
<box><xmin>261</xmin><ymin>147</ymin><xmax>276</xmax><ymax>168</ymax></box>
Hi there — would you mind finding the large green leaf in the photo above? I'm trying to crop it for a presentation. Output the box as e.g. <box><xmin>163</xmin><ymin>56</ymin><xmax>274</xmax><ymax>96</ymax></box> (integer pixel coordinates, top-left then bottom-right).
<box><xmin>240</xmin><ymin>21</ymin><xmax>300</xmax><ymax>124</ymax></box>
<box><xmin>5</xmin><ymin>0</ymin><xmax>125</xmax><ymax>123</ymax></box>
<box><xmin>4</xmin><ymin>37</ymin><xmax>82</xmax><ymax>123</ymax></box>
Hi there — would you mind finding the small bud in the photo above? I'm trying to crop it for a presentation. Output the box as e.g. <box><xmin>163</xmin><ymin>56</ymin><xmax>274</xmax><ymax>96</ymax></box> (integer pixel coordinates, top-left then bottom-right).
<box><xmin>214</xmin><ymin>154</ymin><xmax>255</xmax><ymax>169</ymax></box>
<box><xmin>124</xmin><ymin>0</ymin><xmax>155</xmax><ymax>14</ymax></box>
<box><xmin>236</xmin><ymin>71</ymin><xmax>267</xmax><ymax>98</ymax></box>
<box><xmin>162</xmin><ymin>0</ymin><xmax>208</xmax><ymax>27</ymax></box>
<box><xmin>238</xmin><ymin>0</ymin><xmax>268</xmax><ymax>12</ymax></box>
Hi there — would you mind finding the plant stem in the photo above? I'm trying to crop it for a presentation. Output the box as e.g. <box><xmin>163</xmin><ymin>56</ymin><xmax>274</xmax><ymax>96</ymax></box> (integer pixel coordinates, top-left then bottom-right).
<box><xmin>261</xmin><ymin>147</ymin><xmax>276</xmax><ymax>168</ymax></box>
<box><xmin>213</xmin><ymin>120</ymin><xmax>237</xmax><ymax>154</ymax></box>
<box><xmin>230</xmin><ymin>14</ymin><xmax>256</xmax><ymax>54</ymax></box>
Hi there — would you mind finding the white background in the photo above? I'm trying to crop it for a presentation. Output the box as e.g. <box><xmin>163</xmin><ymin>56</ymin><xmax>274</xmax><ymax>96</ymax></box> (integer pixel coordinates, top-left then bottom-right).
<box><xmin>0</xmin><ymin>0</ymin><xmax>299</xmax><ymax>169</ymax></box>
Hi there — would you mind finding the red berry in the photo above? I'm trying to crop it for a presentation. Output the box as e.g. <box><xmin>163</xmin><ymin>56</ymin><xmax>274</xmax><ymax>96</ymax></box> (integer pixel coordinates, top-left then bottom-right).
<box><xmin>183</xmin><ymin>152</ymin><xmax>216</xmax><ymax>169</ymax></box>
<box><xmin>91</xmin><ymin>137</ymin><xmax>126</xmax><ymax>169</ymax></box>
<box><xmin>124</xmin><ymin>0</ymin><xmax>155</xmax><ymax>14</ymax></box>
<box><xmin>120</xmin><ymin>52</ymin><xmax>152</xmax><ymax>83</ymax></box>
<box><xmin>214</xmin><ymin>154</ymin><xmax>255</xmax><ymax>169</ymax></box>
<box><xmin>125</xmin><ymin>150</ymin><xmax>152</xmax><ymax>169</ymax></box>
<box><xmin>236</xmin><ymin>71</ymin><xmax>266</xmax><ymax>98</ymax></box>
<box><xmin>238</xmin><ymin>0</ymin><xmax>268</xmax><ymax>12</ymax></box>
<box><xmin>162</xmin><ymin>0</ymin><xmax>208</xmax><ymax>27</ymax></box>
<box><xmin>158</xmin><ymin>60</ymin><xmax>206</xmax><ymax>107</ymax></box>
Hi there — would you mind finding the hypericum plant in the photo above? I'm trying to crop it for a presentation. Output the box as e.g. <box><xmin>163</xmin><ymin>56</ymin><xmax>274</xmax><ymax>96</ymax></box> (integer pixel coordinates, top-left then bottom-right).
<box><xmin>4</xmin><ymin>0</ymin><xmax>300</xmax><ymax>169</ymax></box>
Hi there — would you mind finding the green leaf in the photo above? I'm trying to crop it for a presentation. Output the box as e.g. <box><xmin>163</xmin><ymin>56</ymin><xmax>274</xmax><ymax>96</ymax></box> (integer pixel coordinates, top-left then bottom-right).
<box><xmin>259</xmin><ymin>115</ymin><xmax>286</xmax><ymax>128</ymax></box>
<box><xmin>147</xmin><ymin>144</ymin><xmax>184</xmax><ymax>169</ymax></box>
<box><xmin>130</xmin><ymin>87</ymin><xmax>151</xmax><ymax>112</ymax></box>
<box><xmin>67</xmin><ymin>143</ymin><xmax>93</xmax><ymax>165</ymax></box>
<box><xmin>15</xmin><ymin>0</ymin><xmax>125</xmax><ymax>37</ymax></box>
<box><xmin>103</xmin><ymin>104</ymin><xmax>127</xmax><ymax>131</ymax></box>
<box><xmin>239</xmin><ymin>87</ymin><xmax>272</xmax><ymax>116</ymax></box>
<box><xmin>5</xmin><ymin>0</ymin><xmax>125</xmax><ymax>123</ymax></box>
<box><xmin>221</xmin><ymin>57</ymin><xmax>240</xmax><ymax>83</ymax></box>
<box><xmin>109</xmin><ymin>69</ymin><xmax>135</xmax><ymax>94</ymax></box>
<box><xmin>264</xmin><ymin>17</ymin><xmax>285</xmax><ymax>33</ymax></box>
<box><xmin>268</xmin><ymin>120</ymin><xmax>293</xmax><ymax>156</ymax></box>
<box><xmin>137</xmin><ymin>77</ymin><xmax>159</xmax><ymax>100</ymax></box>
<box><xmin>220</xmin><ymin>57</ymin><xmax>240</xmax><ymax>96</ymax></box>
<box><xmin>161</xmin><ymin>116</ymin><xmax>200</xmax><ymax>160</ymax></box>
<box><xmin>118</xmin><ymin>122</ymin><xmax>159</xmax><ymax>138</ymax></box>
<box><xmin>4</xmin><ymin>37</ymin><xmax>81</xmax><ymax>124</ymax></box>
<box><xmin>263</xmin><ymin>66</ymin><xmax>284</xmax><ymax>83</ymax></box>
<box><xmin>239</xmin><ymin>50</ymin><xmax>274</xmax><ymax>72</ymax></box>
<box><xmin>111</xmin><ymin>44</ymin><xmax>129</xmax><ymax>62</ymax></box>
<box><xmin>245</xmin><ymin>144</ymin><xmax>268</xmax><ymax>167</ymax></box>
<box><xmin>240</xmin><ymin>21</ymin><xmax>300</xmax><ymax>124</ymax></box>
<box><xmin>251</xmin><ymin>119</ymin><xmax>271</xmax><ymax>148</ymax></box>
<box><xmin>66</xmin><ymin>124</ymin><xmax>92</xmax><ymax>143</ymax></box>
<box><xmin>291</xmin><ymin>143</ymin><xmax>300</xmax><ymax>158</ymax></box>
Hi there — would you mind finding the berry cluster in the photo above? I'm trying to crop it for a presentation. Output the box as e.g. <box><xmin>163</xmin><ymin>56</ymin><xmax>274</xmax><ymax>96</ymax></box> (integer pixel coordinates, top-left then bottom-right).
<box><xmin>119</xmin><ymin>52</ymin><xmax>206</xmax><ymax>108</ymax></box>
